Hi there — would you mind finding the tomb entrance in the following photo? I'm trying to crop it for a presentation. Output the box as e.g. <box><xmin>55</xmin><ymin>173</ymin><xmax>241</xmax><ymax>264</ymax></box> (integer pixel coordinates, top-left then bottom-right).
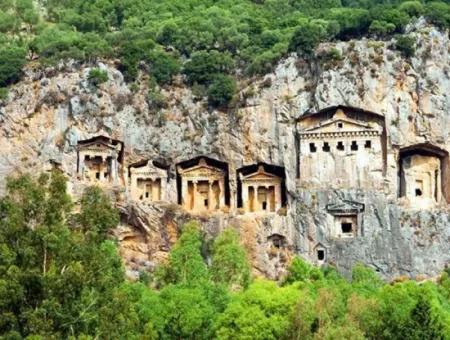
<box><xmin>326</xmin><ymin>200</ymin><xmax>365</xmax><ymax>238</ymax></box>
<box><xmin>129</xmin><ymin>160</ymin><xmax>168</xmax><ymax>203</ymax></box>
<box><xmin>399</xmin><ymin>143</ymin><xmax>449</xmax><ymax>208</ymax></box>
<box><xmin>177</xmin><ymin>157</ymin><xmax>229</xmax><ymax>212</ymax></box>
<box><xmin>77</xmin><ymin>136</ymin><xmax>123</xmax><ymax>184</ymax></box>
<box><xmin>237</xmin><ymin>163</ymin><xmax>286</xmax><ymax>213</ymax></box>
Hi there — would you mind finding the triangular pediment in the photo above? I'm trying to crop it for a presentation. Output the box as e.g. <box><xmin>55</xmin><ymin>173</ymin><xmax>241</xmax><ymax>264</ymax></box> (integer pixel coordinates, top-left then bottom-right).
<box><xmin>78</xmin><ymin>140</ymin><xmax>116</xmax><ymax>150</ymax></box>
<box><xmin>301</xmin><ymin>108</ymin><xmax>373</xmax><ymax>133</ymax></box>
<box><xmin>326</xmin><ymin>200</ymin><xmax>365</xmax><ymax>215</ymax></box>
<box><xmin>241</xmin><ymin>165</ymin><xmax>281</xmax><ymax>182</ymax></box>
<box><xmin>130</xmin><ymin>160</ymin><xmax>167</xmax><ymax>177</ymax></box>
<box><xmin>179</xmin><ymin>158</ymin><xmax>224</xmax><ymax>176</ymax></box>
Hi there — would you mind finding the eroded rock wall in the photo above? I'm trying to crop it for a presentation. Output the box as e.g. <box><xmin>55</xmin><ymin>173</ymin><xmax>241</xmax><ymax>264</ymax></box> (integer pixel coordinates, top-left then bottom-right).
<box><xmin>0</xmin><ymin>21</ymin><xmax>449</xmax><ymax>280</ymax></box>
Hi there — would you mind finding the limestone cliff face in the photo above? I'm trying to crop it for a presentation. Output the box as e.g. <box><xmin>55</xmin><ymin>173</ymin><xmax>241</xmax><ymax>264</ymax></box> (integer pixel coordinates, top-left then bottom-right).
<box><xmin>0</xmin><ymin>21</ymin><xmax>449</xmax><ymax>280</ymax></box>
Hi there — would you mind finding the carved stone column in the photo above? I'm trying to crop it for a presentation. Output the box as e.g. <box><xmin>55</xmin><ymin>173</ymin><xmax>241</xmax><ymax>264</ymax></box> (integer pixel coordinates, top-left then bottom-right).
<box><xmin>193</xmin><ymin>180</ymin><xmax>198</xmax><ymax>211</ymax></box>
<box><xmin>218</xmin><ymin>179</ymin><xmax>225</xmax><ymax>208</ymax></box>
<box><xmin>208</xmin><ymin>181</ymin><xmax>213</xmax><ymax>211</ymax></box>
<box><xmin>242</xmin><ymin>183</ymin><xmax>248</xmax><ymax>212</ymax></box>
<box><xmin>181</xmin><ymin>179</ymin><xmax>188</xmax><ymax>209</ymax></box>
<box><xmin>274</xmin><ymin>183</ymin><xmax>281</xmax><ymax>211</ymax></box>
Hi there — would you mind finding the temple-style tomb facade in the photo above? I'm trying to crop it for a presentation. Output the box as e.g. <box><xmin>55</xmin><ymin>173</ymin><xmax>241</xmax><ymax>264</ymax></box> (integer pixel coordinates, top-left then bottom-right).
<box><xmin>297</xmin><ymin>106</ymin><xmax>386</xmax><ymax>189</ymax></box>
<box><xmin>129</xmin><ymin>160</ymin><xmax>168</xmax><ymax>203</ymax></box>
<box><xmin>326</xmin><ymin>200</ymin><xmax>365</xmax><ymax>238</ymax></box>
<box><xmin>238</xmin><ymin>164</ymin><xmax>284</xmax><ymax>213</ymax></box>
<box><xmin>77</xmin><ymin>136</ymin><xmax>123</xmax><ymax>184</ymax></box>
<box><xmin>399</xmin><ymin>143</ymin><xmax>450</xmax><ymax>208</ymax></box>
<box><xmin>177</xmin><ymin>157</ymin><xmax>228</xmax><ymax>212</ymax></box>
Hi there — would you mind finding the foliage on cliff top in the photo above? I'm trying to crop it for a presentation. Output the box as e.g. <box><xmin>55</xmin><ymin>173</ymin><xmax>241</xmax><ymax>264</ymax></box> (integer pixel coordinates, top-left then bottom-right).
<box><xmin>1</xmin><ymin>0</ymin><xmax>450</xmax><ymax>96</ymax></box>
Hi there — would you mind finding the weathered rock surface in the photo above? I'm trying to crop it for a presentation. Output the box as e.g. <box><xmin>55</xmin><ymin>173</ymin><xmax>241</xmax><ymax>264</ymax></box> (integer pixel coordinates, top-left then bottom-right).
<box><xmin>0</xmin><ymin>21</ymin><xmax>449</xmax><ymax>280</ymax></box>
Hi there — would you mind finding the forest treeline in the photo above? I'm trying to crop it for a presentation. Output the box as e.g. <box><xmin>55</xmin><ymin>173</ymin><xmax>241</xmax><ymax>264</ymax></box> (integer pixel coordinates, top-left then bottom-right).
<box><xmin>1</xmin><ymin>0</ymin><xmax>450</xmax><ymax>105</ymax></box>
<box><xmin>1</xmin><ymin>172</ymin><xmax>450</xmax><ymax>339</ymax></box>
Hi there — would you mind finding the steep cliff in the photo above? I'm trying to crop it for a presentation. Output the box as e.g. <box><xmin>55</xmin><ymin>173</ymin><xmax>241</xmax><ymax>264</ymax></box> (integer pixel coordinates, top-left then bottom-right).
<box><xmin>0</xmin><ymin>20</ymin><xmax>449</xmax><ymax>280</ymax></box>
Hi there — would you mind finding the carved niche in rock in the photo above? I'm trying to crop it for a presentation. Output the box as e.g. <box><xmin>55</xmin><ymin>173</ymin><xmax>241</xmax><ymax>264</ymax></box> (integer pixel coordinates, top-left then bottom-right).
<box><xmin>399</xmin><ymin>143</ymin><xmax>450</xmax><ymax>209</ymax></box>
<box><xmin>177</xmin><ymin>157</ymin><xmax>228</xmax><ymax>212</ymax></box>
<box><xmin>314</xmin><ymin>243</ymin><xmax>327</xmax><ymax>264</ymax></box>
<box><xmin>326</xmin><ymin>200</ymin><xmax>365</xmax><ymax>238</ymax></box>
<box><xmin>77</xmin><ymin>136</ymin><xmax>123</xmax><ymax>184</ymax></box>
<box><xmin>238</xmin><ymin>164</ymin><xmax>285</xmax><ymax>213</ymax></box>
<box><xmin>297</xmin><ymin>106</ymin><xmax>386</xmax><ymax>189</ymax></box>
<box><xmin>129</xmin><ymin>160</ymin><xmax>168</xmax><ymax>203</ymax></box>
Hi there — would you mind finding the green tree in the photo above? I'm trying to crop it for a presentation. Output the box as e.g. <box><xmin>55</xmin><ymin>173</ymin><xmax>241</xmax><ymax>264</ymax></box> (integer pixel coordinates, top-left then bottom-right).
<box><xmin>210</xmin><ymin>228</ymin><xmax>251</xmax><ymax>289</ymax></box>
<box><xmin>207</xmin><ymin>74</ymin><xmax>236</xmax><ymax>108</ymax></box>
<box><xmin>288</xmin><ymin>21</ymin><xmax>328</xmax><ymax>55</ymax></box>
<box><xmin>183</xmin><ymin>50</ymin><xmax>234</xmax><ymax>85</ymax></box>
<box><xmin>156</xmin><ymin>221</ymin><xmax>209</xmax><ymax>287</ymax></box>
<box><xmin>284</xmin><ymin>256</ymin><xmax>324</xmax><ymax>284</ymax></box>
<box><xmin>215</xmin><ymin>280</ymin><xmax>300</xmax><ymax>339</ymax></box>
<box><xmin>0</xmin><ymin>45</ymin><xmax>26</xmax><ymax>87</ymax></box>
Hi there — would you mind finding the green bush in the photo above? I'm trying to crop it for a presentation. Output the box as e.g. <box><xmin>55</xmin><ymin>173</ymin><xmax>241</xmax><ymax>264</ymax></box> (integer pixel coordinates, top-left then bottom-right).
<box><xmin>147</xmin><ymin>50</ymin><xmax>181</xmax><ymax>85</ymax></box>
<box><xmin>207</xmin><ymin>74</ymin><xmax>236</xmax><ymax>107</ymax></box>
<box><xmin>395</xmin><ymin>35</ymin><xmax>416</xmax><ymax>58</ymax></box>
<box><xmin>424</xmin><ymin>2</ymin><xmax>450</xmax><ymax>29</ymax></box>
<box><xmin>88</xmin><ymin>68</ymin><xmax>108</xmax><ymax>86</ymax></box>
<box><xmin>184</xmin><ymin>50</ymin><xmax>234</xmax><ymax>85</ymax></box>
<box><xmin>0</xmin><ymin>45</ymin><xmax>26</xmax><ymax>87</ymax></box>
<box><xmin>0</xmin><ymin>87</ymin><xmax>8</xmax><ymax>100</ymax></box>
<box><xmin>289</xmin><ymin>21</ymin><xmax>328</xmax><ymax>55</ymax></box>
<box><xmin>147</xmin><ymin>89</ymin><xmax>168</xmax><ymax>112</ymax></box>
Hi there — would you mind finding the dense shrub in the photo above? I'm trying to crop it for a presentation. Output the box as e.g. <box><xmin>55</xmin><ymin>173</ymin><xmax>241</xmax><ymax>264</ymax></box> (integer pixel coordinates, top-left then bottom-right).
<box><xmin>289</xmin><ymin>21</ymin><xmax>329</xmax><ymax>55</ymax></box>
<box><xmin>207</xmin><ymin>74</ymin><xmax>236</xmax><ymax>107</ymax></box>
<box><xmin>395</xmin><ymin>34</ymin><xmax>416</xmax><ymax>57</ymax></box>
<box><xmin>88</xmin><ymin>68</ymin><xmax>109</xmax><ymax>85</ymax></box>
<box><xmin>184</xmin><ymin>50</ymin><xmax>234</xmax><ymax>85</ymax></box>
<box><xmin>1</xmin><ymin>0</ymin><xmax>450</xmax><ymax>88</ymax></box>
<box><xmin>0</xmin><ymin>45</ymin><xmax>26</xmax><ymax>87</ymax></box>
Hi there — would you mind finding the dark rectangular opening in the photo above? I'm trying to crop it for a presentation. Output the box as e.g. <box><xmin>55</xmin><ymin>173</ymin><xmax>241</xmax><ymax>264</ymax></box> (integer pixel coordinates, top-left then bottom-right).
<box><xmin>337</xmin><ymin>122</ymin><xmax>343</xmax><ymax>128</ymax></box>
<box><xmin>351</xmin><ymin>141</ymin><xmax>358</xmax><ymax>151</ymax></box>
<box><xmin>204</xmin><ymin>199</ymin><xmax>208</xmax><ymax>207</ymax></box>
<box><xmin>323</xmin><ymin>142</ymin><xmax>330</xmax><ymax>152</ymax></box>
<box><xmin>309</xmin><ymin>143</ymin><xmax>317</xmax><ymax>153</ymax></box>
<box><xmin>262</xmin><ymin>201</ymin><xmax>267</xmax><ymax>210</ymax></box>
<box><xmin>337</xmin><ymin>141</ymin><xmax>345</xmax><ymax>151</ymax></box>
<box><xmin>145</xmin><ymin>192</ymin><xmax>149</xmax><ymax>198</ymax></box>
<box><xmin>95</xmin><ymin>172</ymin><xmax>100</xmax><ymax>179</ymax></box>
<box><xmin>341</xmin><ymin>223</ymin><xmax>353</xmax><ymax>234</ymax></box>
<box><xmin>104</xmin><ymin>172</ymin><xmax>108</xmax><ymax>178</ymax></box>
<box><xmin>365</xmin><ymin>140</ymin><xmax>371</xmax><ymax>149</ymax></box>
<box><xmin>317</xmin><ymin>249</ymin><xmax>325</xmax><ymax>261</ymax></box>
<box><xmin>415</xmin><ymin>188</ymin><xmax>422</xmax><ymax>197</ymax></box>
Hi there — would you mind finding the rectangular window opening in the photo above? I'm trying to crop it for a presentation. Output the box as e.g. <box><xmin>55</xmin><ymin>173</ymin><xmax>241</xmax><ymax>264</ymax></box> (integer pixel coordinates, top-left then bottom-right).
<box><xmin>317</xmin><ymin>250</ymin><xmax>325</xmax><ymax>261</ymax></box>
<box><xmin>337</xmin><ymin>122</ymin><xmax>343</xmax><ymax>128</ymax></box>
<box><xmin>341</xmin><ymin>223</ymin><xmax>353</xmax><ymax>234</ymax></box>
<box><xmin>95</xmin><ymin>172</ymin><xmax>100</xmax><ymax>179</ymax></box>
<box><xmin>364</xmin><ymin>140</ymin><xmax>372</xmax><ymax>149</ymax></box>
<box><xmin>351</xmin><ymin>141</ymin><xmax>358</xmax><ymax>151</ymax></box>
<box><xmin>323</xmin><ymin>142</ymin><xmax>330</xmax><ymax>152</ymax></box>
<box><xmin>204</xmin><ymin>199</ymin><xmax>208</xmax><ymax>207</ymax></box>
<box><xmin>262</xmin><ymin>201</ymin><xmax>267</xmax><ymax>210</ymax></box>
<box><xmin>309</xmin><ymin>143</ymin><xmax>317</xmax><ymax>153</ymax></box>
<box><xmin>337</xmin><ymin>141</ymin><xmax>345</xmax><ymax>151</ymax></box>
